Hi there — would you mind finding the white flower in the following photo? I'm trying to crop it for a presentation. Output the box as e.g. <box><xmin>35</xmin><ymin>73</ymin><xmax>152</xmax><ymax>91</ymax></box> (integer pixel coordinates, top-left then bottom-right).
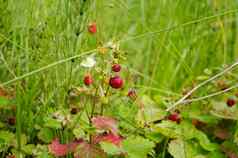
<box><xmin>80</xmin><ymin>55</ymin><xmax>96</xmax><ymax>68</ymax></box>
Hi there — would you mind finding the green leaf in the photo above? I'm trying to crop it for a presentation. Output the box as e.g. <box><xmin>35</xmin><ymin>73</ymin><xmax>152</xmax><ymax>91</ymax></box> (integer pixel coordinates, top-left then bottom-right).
<box><xmin>73</xmin><ymin>127</ymin><xmax>85</xmax><ymax>139</ymax></box>
<box><xmin>154</xmin><ymin>121</ymin><xmax>218</xmax><ymax>151</ymax></box>
<box><xmin>194</xmin><ymin>130</ymin><xmax>218</xmax><ymax>151</ymax></box>
<box><xmin>207</xmin><ymin>151</ymin><xmax>226</xmax><ymax>158</ymax></box>
<box><xmin>145</xmin><ymin>131</ymin><xmax>164</xmax><ymax>143</ymax></box>
<box><xmin>37</xmin><ymin>128</ymin><xmax>54</xmax><ymax>143</ymax></box>
<box><xmin>122</xmin><ymin>136</ymin><xmax>155</xmax><ymax>158</ymax></box>
<box><xmin>211</xmin><ymin>101</ymin><xmax>238</xmax><ymax>120</ymax></box>
<box><xmin>0</xmin><ymin>130</ymin><xmax>15</xmax><ymax>145</ymax></box>
<box><xmin>111</xmin><ymin>102</ymin><xmax>138</xmax><ymax>131</ymax></box>
<box><xmin>44</xmin><ymin>118</ymin><xmax>61</xmax><ymax>129</ymax></box>
<box><xmin>37</xmin><ymin>152</ymin><xmax>54</xmax><ymax>158</ymax></box>
<box><xmin>100</xmin><ymin>142</ymin><xmax>122</xmax><ymax>155</ymax></box>
<box><xmin>153</xmin><ymin>121</ymin><xmax>181</xmax><ymax>138</ymax></box>
<box><xmin>137</xmin><ymin>95</ymin><xmax>167</xmax><ymax>124</ymax></box>
<box><xmin>181</xmin><ymin>104</ymin><xmax>219</xmax><ymax>125</ymax></box>
<box><xmin>22</xmin><ymin>144</ymin><xmax>36</xmax><ymax>155</ymax></box>
<box><xmin>168</xmin><ymin>139</ymin><xmax>186</xmax><ymax>158</ymax></box>
<box><xmin>168</xmin><ymin>139</ymin><xmax>208</xmax><ymax>158</ymax></box>
<box><xmin>187</xmin><ymin>112</ymin><xmax>219</xmax><ymax>124</ymax></box>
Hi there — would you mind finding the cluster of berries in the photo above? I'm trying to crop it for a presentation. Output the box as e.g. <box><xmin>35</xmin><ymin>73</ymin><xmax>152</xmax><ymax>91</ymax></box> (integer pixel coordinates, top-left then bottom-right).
<box><xmin>85</xmin><ymin>22</ymin><xmax>124</xmax><ymax>89</ymax></box>
<box><xmin>86</xmin><ymin>22</ymin><xmax>137</xmax><ymax>96</ymax></box>
<box><xmin>83</xmin><ymin>64</ymin><xmax>123</xmax><ymax>89</ymax></box>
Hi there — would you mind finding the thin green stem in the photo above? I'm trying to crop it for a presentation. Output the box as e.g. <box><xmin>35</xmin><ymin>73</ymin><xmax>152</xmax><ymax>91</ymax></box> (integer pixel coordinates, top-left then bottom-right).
<box><xmin>0</xmin><ymin>50</ymin><xmax>96</xmax><ymax>86</ymax></box>
<box><xmin>166</xmin><ymin>60</ymin><xmax>238</xmax><ymax>111</ymax></box>
<box><xmin>119</xmin><ymin>9</ymin><xmax>238</xmax><ymax>43</ymax></box>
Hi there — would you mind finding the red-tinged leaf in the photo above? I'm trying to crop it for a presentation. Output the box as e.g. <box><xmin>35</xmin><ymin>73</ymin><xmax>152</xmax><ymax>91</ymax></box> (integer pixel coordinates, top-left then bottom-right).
<box><xmin>74</xmin><ymin>142</ymin><xmax>107</xmax><ymax>158</ymax></box>
<box><xmin>93</xmin><ymin>133</ymin><xmax>124</xmax><ymax>146</ymax></box>
<box><xmin>48</xmin><ymin>138</ymin><xmax>68</xmax><ymax>156</ymax></box>
<box><xmin>92</xmin><ymin>116</ymin><xmax>118</xmax><ymax>134</ymax></box>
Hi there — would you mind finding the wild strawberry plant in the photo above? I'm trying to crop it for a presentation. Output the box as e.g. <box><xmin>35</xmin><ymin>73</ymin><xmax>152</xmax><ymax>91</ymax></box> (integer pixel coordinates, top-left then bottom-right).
<box><xmin>0</xmin><ymin>1</ymin><xmax>238</xmax><ymax>158</ymax></box>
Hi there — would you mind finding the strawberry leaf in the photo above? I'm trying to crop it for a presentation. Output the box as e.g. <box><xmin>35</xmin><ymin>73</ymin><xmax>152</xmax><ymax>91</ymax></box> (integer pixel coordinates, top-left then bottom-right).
<box><xmin>168</xmin><ymin>139</ymin><xmax>220</xmax><ymax>158</ymax></box>
<box><xmin>44</xmin><ymin>118</ymin><xmax>62</xmax><ymax>129</ymax></box>
<box><xmin>74</xmin><ymin>142</ymin><xmax>107</xmax><ymax>158</ymax></box>
<box><xmin>137</xmin><ymin>95</ymin><xmax>167</xmax><ymax>124</ymax></box>
<box><xmin>37</xmin><ymin>128</ymin><xmax>54</xmax><ymax>143</ymax></box>
<box><xmin>211</xmin><ymin>101</ymin><xmax>238</xmax><ymax>120</ymax></box>
<box><xmin>48</xmin><ymin>138</ymin><xmax>68</xmax><ymax>157</ymax></box>
<box><xmin>154</xmin><ymin>121</ymin><xmax>218</xmax><ymax>151</ymax></box>
<box><xmin>100</xmin><ymin>142</ymin><xmax>122</xmax><ymax>155</ymax></box>
<box><xmin>122</xmin><ymin>136</ymin><xmax>155</xmax><ymax>158</ymax></box>
<box><xmin>92</xmin><ymin>116</ymin><xmax>118</xmax><ymax>134</ymax></box>
<box><xmin>0</xmin><ymin>130</ymin><xmax>14</xmax><ymax>145</ymax></box>
<box><xmin>93</xmin><ymin>132</ymin><xmax>123</xmax><ymax>146</ymax></box>
<box><xmin>168</xmin><ymin>139</ymin><xmax>186</xmax><ymax>158</ymax></box>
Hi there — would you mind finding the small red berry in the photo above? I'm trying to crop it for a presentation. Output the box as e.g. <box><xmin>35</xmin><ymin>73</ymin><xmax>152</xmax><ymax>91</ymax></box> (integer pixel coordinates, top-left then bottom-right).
<box><xmin>226</xmin><ymin>98</ymin><xmax>236</xmax><ymax>107</ymax></box>
<box><xmin>88</xmin><ymin>22</ymin><xmax>97</xmax><ymax>34</ymax></box>
<box><xmin>112</xmin><ymin>64</ymin><xmax>121</xmax><ymax>72</ymax></box>
<box><xmin>109</xmin><ymin>76</ymin><xmax>123</xmax><ymax>89</ymax></box>
<box><xmin>8</xmin><ymin>117</ymin><xmax>16</xmax><ymax>126</ymax></box>
<box><xmin>127</xmin><ymin>89</ymin><xmax>137</xmax><ymax>100</ymax></box>
<box><xmin>168</xmin><ymin>113</ymin><xmax>181</xmax><ymax>123</ymax></box>
<box><xmin>84</xmin><ymin>75</ymin><xmax>93</xmax><ymax>86</ymax></box>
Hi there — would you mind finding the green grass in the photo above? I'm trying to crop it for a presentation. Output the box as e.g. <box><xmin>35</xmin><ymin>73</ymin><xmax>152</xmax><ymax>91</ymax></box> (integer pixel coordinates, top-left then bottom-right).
<box><xmin>1</xmin><ymin>0</ymin><xmax>238</xmax><ymax>157</ymax></box>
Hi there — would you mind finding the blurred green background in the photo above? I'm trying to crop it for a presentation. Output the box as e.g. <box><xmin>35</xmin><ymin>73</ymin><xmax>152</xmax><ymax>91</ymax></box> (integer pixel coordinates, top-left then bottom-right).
<box><xmin>1</xmin><ymin>0</ymin><xmax>238</xmax><ymax>93</ymax></box>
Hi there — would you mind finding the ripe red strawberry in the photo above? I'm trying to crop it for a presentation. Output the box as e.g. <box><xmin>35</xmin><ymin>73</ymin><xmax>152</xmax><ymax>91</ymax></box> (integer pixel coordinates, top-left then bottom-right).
<box><xmin>84</xmin><ymin>75</ymin><xmax>93</xmax><ymax>86</ymax></box>
<box><xmin>168</xmin><ymin>113</ymin><xmax>181</xmax><ymax>123</ymax></box>
<box><xmin>88</xmin><ymin>22</ymin><xmax>97</xmax><ymax>34</ymax></box>
<box><xmin>226</xmin><ymin>98</ymin><xmax>236</xmax><ymax>107</ymax></box>
<box><xmin>109</xmin><ymin>76</ymin><xmax>123</xmax><ymax>89</ymax></box>
<box><xmin>127</xmin><ymin>89</ymin><xmax>137</xmax><ymax>100</ymax></box>
<box><xmin>112</xmin><ymin>64</ymin><xmax>121</xmax><ymax>72</ymax></box>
